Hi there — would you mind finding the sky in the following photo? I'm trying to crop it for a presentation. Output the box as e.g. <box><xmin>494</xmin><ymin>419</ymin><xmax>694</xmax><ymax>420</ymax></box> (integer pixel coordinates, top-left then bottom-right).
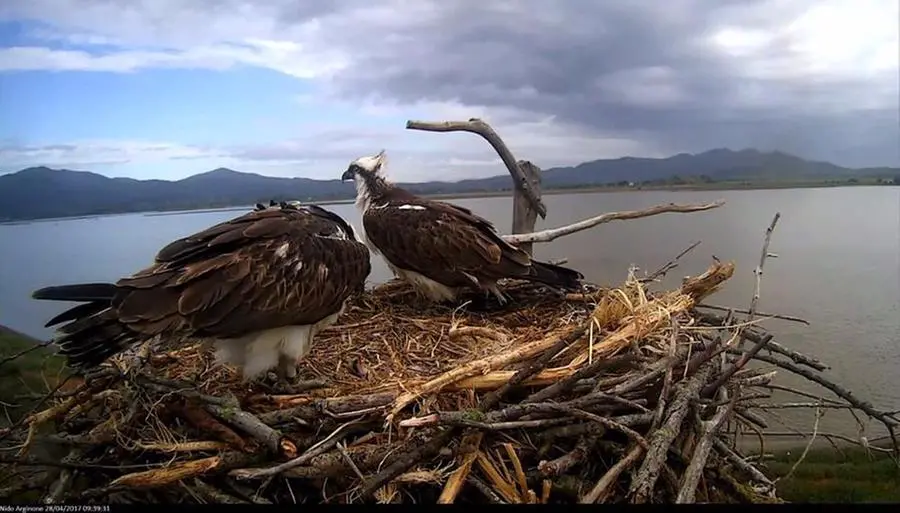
<box><xmin>0</xmin><ymin>0</ymin><xmax>897</xmax><ymax>182</ymax></box>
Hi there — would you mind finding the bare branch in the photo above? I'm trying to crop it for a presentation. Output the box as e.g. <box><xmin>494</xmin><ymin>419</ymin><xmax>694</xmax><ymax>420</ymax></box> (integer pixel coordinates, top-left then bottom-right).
<box><xmin>695</xmin><ymin>303</ymin><xmax>809</xmax><ymax>326</ymax></box>
<box><xmin>641</xmin><ymin>240</ymin><xmax>702</xmax><ymax>283</ymax></box>
<box><xmin>502</xmin><ymin>200</ymin><xmax>725</xmax><ymax>244</ymax></box>
<box><xmin>739</xmin><ymin>351</ymin><xmax>898</xmax><ymax>429</ymax></box>
<box><xmin>406</xmin><ymin>118</ymin><xmax>546</xmax><ymax>218</ymax></box>
<box><xmin>737</xmin><ymin>213</ymin><xmax>780</xmax><ymax>349</ymax></box>
<box><xmin>702</xmin><ymin>333</ymin><xmax>774</xmax><ymax>397</ymax></box>
<box><xmin>677</xmin><ymin>393</ymin><xmax>735</xmax><ymax>502</ymax></box>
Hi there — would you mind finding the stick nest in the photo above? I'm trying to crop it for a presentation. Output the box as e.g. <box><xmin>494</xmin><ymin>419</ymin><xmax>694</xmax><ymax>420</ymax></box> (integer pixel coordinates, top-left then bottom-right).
<box><xmin>5</xmin><ymin>258</ymin><xmax>894</xmax><ymax>504</ymax></box>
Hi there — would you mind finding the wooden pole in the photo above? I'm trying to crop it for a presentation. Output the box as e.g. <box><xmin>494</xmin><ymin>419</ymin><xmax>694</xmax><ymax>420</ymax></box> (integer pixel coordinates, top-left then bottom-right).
<box><xmin>511</xmin><ymin>160</ymin><xmax>542</xmax><ymax>255</ymax></box>
<box><xmin>406</xmin><ymin>118</ymin><xmax>546</xmax><ymax>256</ymax></box>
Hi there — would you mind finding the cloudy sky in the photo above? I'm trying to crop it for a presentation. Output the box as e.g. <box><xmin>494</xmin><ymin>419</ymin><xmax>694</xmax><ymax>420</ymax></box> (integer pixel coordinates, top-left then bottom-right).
<box><xmin>0</xmin><ymin>0</ymin><xmax>897</xmax><ymax>182</ymax></box>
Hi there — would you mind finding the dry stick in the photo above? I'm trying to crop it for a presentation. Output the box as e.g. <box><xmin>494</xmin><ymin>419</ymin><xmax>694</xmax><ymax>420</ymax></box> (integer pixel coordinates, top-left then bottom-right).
<box><xmin>481</xmin><ymin>325</ymin><xmax>588</xmax><ymax>411</ymax></box>
<box><xmin>580</xmin><ymin>445</ymin><xmax>645</xmax><ymax>503</ymax></box>
<box><xmin>737</xmin><ymin>212</ymin><xmax>780</xmax><ymax>350</ymax></box>
<box><xmin>696</xmin><ymin>303</ymin><xmax>809</xmax><ymax>325</ymax></box>
<box><xmin>751</xmin><ymin>351</ymin><xmax>900</xmax><ymax>457</ymax></box>
<box><xmin>641</xmin><ymin>240</ymin><xmax>702</xmax><ymax>283</ymax></box>
<box><xmin>730</xmin><ymin>351</ymin><xmax>898</xmax><ymax>428</ymax></box>
<box><xmin>406</xmin><ymin>118</ymin><xmax>546</xmax><ymax>218</ymax></box>
<box><xmin>751</xmin><ymin>402</ymin><xmax>858</xmax><ymax>410</ymax></box>
<box><xmin>676</xmin><ymin>388</ymin><xmax>737</xmax><ymax>503</ymax></box>
<box><xmin>524</xmin><ymin>352</ymin><xmax>639</xmax><ymax>403</ymax></box>
<box><xmin>503</xmin><ymin>201</ymin><xmax>725</xmax><ymax>244</ymax></box>
<box><xmin>136</xmin><ymin>374</ymin><xmax>235</xmax><ymax>407</ymax></box>
<box><xmin>779</xmin><ymin>406</ymin><xmax>824</xmax><ymax>483</ymax></box>
<box><xmin>629</xmin><ymin>362</ymin><xmax>714</xmax><ymax>503</ymax></box>
<box><xmin>361</xmin><ymin>323</ymin><xmax>589</xmax><ymax>501</ymax></box>
<box><xmin>538</xmin><ymin>434</ymin><xmax>598</xmax><ymax>478</ymax></box>
<box><xmin>190</xmin><ymin>479</ymin><xmax>249</xmax><ymax>504</ymax></box>
<box><xmin>437</xmin><ymin>432</ymin><xmax>483</xmax><ymax>504</ymax></box>
<box><xmin>229</xmin><ymin>420</ymin><xmax>367</xmax><ymax>480</ymax></box>
<box><xmin>0</xmin><ymin>339</ymin><xmax>55</xmax><ymax>369</ymax></box>
<box><xmin>610</xmin><ymin>346</ymin><xmax>689</xmax><ymax>396</ymax></box>
<box><xmin>760</xmin><ymin>384</ymin><xmax>847</xmax><ymax>404</ymax></box>
<box><xmin>384</xmin><ymin>326</ymin><xmax>577</xmax><ymax>423</ymax></box>
<box><xmin>702</xmin><ymin>333</ymin><xmax>774</xmax><ymax>397</ymax></box>
<box><xmin>698</xmin><ymin>314</ymin><xmax>828</xmax><ymax>371</ymax></box>
<box><xmin>529</xmin><ymin>350</ymin><xmax>643</xmax><ymax>480</ymax></box>
<box><xmin>402</xmin><ymin>392</ymin><xmax>648</xmax><ymax>429</ymax></box>
<box><xmin>204</xmin><ymin>404</ymin><xmax>295</xmax><ymax>457</ymax></box>
<box><xmin>712</xmin><ymin>439</ymin><xmax>774</xmax><ymax>486</ymax></box>
<box><xmin>750</xmin><ymin>431</ymin><xmax>895</xmax><ymax>453</ymax></box>
<box><xmin>753</xmin><ymin>339</ymin><xmax>827</xmax><ymax>372</ymax></box>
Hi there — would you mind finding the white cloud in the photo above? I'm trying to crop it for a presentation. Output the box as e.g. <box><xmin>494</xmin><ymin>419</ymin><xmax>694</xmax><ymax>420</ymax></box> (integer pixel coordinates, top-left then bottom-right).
<box><xmin>0</xmin><ymin>140</ymin><xmax>229</xmax><ymax>173</ymax></box>
<box><xmin>0</xmin><ymin>40</ymin><xmax>347</xmax><ymax>78</ymax></box>
<box><xmin>707</xmin><ymin>0</ymin><xmax>898</xmax><ymax>93</ymax></box>
<box><xmin>0</xmin><ymin>99</ymin><xmax>658</xmax><ymax>182</ymax></box>
<box><xmin>1</xmin><ymin>0</ymin><xmax>897</xmax><ymax>174</ymax></box>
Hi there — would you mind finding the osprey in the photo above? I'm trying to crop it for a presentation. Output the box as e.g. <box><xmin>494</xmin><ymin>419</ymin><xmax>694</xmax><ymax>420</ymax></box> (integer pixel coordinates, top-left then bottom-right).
<box><xmin>340</xmin><ymin>150</ymin><xmax>584</xmax><ymax>304</ymax></box>
<box><xmin>31</xmin><ymin>202</ymin><xmax>371</xmax><ymax>382</ymax></box>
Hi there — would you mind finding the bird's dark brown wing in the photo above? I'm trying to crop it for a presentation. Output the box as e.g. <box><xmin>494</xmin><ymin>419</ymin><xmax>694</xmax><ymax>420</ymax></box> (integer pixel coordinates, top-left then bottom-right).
<box><xmin>362</xmin><ymin>199</ymin><xmax>530</xmax><ymax>286</ymax></box>
<box><xmin>108</xmin><ymin>207</ymin><xmax>370</xmax><ymax>339</ymax></box>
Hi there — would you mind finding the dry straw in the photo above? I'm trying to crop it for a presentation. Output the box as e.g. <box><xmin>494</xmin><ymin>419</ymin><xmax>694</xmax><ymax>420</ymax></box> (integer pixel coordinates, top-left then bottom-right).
<box><xmin>5</xmin><ymin>253</ymin><xmax>894</xmax><ymax>504</ymax></box>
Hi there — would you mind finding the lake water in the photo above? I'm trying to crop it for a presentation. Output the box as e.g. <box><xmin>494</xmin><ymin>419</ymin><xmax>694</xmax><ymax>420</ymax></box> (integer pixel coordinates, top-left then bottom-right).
<box><xmin>1</xmin><ymin>187</ymin><xmax>898</xmax><ymax>447</ymax></box>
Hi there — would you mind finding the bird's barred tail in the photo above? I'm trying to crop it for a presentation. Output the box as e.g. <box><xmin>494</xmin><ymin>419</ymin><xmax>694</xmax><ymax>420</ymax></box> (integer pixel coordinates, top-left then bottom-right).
<box><xmin>32</xmin><ymin>282</ymin><xmax>136</xmax><ymax>371</ymax></box>
<box><xmin>527</xmin><ymin>260</ymin><xmax>585</xmax><ymax>291</ymax></box>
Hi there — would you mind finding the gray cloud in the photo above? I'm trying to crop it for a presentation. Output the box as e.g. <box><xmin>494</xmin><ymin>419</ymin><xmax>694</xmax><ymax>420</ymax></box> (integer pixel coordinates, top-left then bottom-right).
<box><xmin>314</xmin><ymin>0</ymin><xmax>899</xmax><ymax>167</ymax></box>
<box><xmin>2</xmin><ymin>0</ymin><xmax>897</xmax><ymax>173</ymax></box>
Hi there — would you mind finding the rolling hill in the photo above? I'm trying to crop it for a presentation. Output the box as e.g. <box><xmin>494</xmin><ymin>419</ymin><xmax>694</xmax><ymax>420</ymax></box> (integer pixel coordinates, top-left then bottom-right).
<box><xmin>1</xmin><ymin>148</ymin><xmax>896</xmax><ymax>221</ymax></box>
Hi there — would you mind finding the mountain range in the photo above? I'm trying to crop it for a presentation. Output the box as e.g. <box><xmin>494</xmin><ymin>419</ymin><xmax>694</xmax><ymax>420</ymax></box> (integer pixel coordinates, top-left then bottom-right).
<box><xmin>1</xmin><ymin>148</ymin><xmax>896</xmax><ymax>221</ymax></box>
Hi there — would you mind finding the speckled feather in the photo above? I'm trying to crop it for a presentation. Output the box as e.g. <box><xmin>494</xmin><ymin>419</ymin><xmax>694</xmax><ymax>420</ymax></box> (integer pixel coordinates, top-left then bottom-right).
<box><xmin>342</xmin><ymin>153</ymin><xmax>583</xmax><ymax>300</ymax></box>
<box><xmin>33</xmin><ymin>204</ymin><xmax>371</xmax><ymax>369</ymax></box>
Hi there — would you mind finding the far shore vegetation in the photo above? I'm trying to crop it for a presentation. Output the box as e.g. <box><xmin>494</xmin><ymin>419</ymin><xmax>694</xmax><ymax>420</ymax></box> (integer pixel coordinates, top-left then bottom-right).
<box><xmin>2</xmin><ymin>174</ymin><xmax>897</xmax><ymax>225</ymax></box>
<box><xmin>0</xmin><ymin>325</ymin><xmax>896</xmax><ymax>502</ymax></box>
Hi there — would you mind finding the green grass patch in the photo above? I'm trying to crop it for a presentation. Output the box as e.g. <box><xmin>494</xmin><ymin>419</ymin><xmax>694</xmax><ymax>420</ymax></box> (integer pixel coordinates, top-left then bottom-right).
<box><xmin>765</xmin><ymin>445</ymin><xmax>900</xmax><ymax>503</ymax></box>
<box><xmin>0</xmin><ymin>326</ymin><xmax>68</xmax><ymax>427</ymax></box>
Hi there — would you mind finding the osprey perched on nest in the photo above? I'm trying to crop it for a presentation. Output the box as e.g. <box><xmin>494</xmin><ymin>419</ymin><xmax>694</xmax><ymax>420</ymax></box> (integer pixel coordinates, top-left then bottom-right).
<box><xmin>31</xmin><ymin>202</ymin><xmax>371</xmax><ymax>383</ymax></box>
<box><xmin>340</xmin><ymin>150</ymin><xmax>584</xmax><ymax>304</ymax></box>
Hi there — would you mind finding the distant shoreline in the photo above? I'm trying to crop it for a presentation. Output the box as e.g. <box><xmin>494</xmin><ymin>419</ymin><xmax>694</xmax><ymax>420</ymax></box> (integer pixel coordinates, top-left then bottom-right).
<box><xmin>0</xmin><ymin>323</ymin><xmax>43</xmax><ymax>344</ymax></box>
<box><xmin>1</xmin><ymin>180</ymin><xmax>894</xmax><ymax>224</ymax></box>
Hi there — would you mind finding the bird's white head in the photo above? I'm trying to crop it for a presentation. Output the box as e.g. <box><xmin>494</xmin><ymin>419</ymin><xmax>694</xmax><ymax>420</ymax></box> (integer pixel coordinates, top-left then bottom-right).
<box><xmin>341</xmin><ymin>150</ymin><xmax>387</xmax><ymax>182</ymax></box>
<box><xmin>341</xmin><ymin>150</ymin><xmax>389</xmax><ymax>211</ymax></box>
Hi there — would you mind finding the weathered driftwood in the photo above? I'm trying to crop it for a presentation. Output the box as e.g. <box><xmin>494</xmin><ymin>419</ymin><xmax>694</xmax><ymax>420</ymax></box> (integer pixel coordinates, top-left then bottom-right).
<box><xmin>406</xmin><ymin>118</ymin><xmax>725</xmax><ymax>253</ymax></box>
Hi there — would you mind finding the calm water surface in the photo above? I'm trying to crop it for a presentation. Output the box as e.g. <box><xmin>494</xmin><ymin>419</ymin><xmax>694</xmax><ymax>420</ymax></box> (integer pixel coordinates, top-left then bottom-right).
<box><xmin>1</xmin><ymin>187</ymin><xmax>898</xmax><ymax>445</ymax></box>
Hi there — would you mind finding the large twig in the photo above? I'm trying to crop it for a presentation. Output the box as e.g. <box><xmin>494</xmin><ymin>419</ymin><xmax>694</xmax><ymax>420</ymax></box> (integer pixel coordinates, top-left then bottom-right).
<box><xmin>406</xmin><ymin>118</ymin><xmax>546</xmax><ymax>218</ymax></box>
<box><xmin>695</xmin><ymin>303</ymin><xmax>809</xmax><ymax>325</ymax></box>
<box><xmin>713</xmin><ymin>439</ymin><xmax>774</xmax><ymax>486</ymax></box>
<box><xmin>204</xmin><ymin>404</ymin><xmax>296</xmax><ymax>458</ymax></box>
<box><xmin>731</xmin><ymin>351</ymin><xmax>898</xmax><ymax>428</ymax></box>
<box><xmin>778</xmin><ymin>406</ymin><xmax>824</xmax><ymax>482</ymax></box>
<box><xmin>737</xmin><ymin>213</ymin><xmax>780</xmax><ymax>349</ymax></box>
<box><xmin>229</xmin><ymin>420</ymin><xmax>368</xmax><ymax>480</ymax></box>
<box><xmin>702</xmin><ymin>333</ymin><xmax>774</xmax><ymax>397</ymax></box>
<box><xmin>629</xmin><ymin>363</ymin><xmax>714</xmax><ymax>503</ymax></box>
<box><xmin>579</xmin><ymin>445</ymin><xmax>645</xmax><ymax>503</ymax></box>
<box><xmin>698</xmin><ymin>314</ymin><xmax>827</xmax><ymax>371</ymax></box>
<box><xmin>502</xmin><ymin>200</ymin><xmax>725</xmax><ymax>244</ymax></box>
<box><xmin>677</xmin><ymin>388</ymin><xmax>736</xmax><ymax>503</ymax></box>
<box><xmin>641</xmin><ymin>240</ymin><xmax>702</xmax><ymax>283</ymax></box>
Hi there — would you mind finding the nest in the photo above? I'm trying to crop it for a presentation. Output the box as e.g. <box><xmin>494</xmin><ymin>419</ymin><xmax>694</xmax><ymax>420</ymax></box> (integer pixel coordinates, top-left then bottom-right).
<box><xmin>3</xmin><ymin>258</ymin><xmax>896</xmax><ymax>504</ymax></box>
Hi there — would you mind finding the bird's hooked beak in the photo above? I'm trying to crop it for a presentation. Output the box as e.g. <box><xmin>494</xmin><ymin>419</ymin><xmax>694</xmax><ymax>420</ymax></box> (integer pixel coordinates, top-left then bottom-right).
<box><xmin>342</xmin><ymin>149</ymin><xmax>386</xmax><ymax>182</ymax></box>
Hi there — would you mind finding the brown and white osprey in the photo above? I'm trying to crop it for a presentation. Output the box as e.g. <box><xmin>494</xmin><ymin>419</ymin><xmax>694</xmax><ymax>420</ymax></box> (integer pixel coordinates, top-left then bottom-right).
<box><xmin>31</xmin><ymin>202</ymin><xmax>371</xmax><ymax>382</ymax></box>
<box><xmin>340</xmin><ymin>150</ymin><xmax>584</xmax><ymax>304</ymax></box>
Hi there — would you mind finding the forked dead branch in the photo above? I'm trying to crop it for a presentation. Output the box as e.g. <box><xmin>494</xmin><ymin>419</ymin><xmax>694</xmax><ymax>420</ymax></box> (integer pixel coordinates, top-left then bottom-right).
<box><xmin>2</xmin><ymin>120</ymin><xmax>897</xmax><ymax>504</ymax></box>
